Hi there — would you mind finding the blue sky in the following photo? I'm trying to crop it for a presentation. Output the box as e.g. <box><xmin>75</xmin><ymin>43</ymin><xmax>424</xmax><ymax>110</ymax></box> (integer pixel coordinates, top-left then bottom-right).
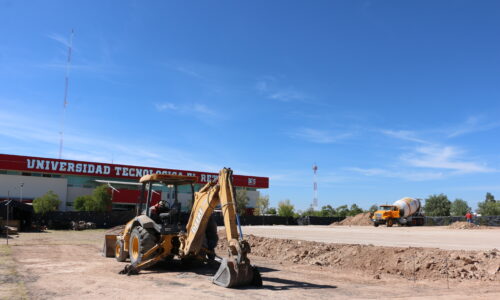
<box><xmin>1</xmin><ymin>0</ymin><xmax>500</xmax><ymax>211</ymax></box>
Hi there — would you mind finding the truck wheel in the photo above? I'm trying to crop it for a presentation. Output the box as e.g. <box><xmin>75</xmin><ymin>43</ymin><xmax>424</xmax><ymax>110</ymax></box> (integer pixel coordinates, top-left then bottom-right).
<box><xmin>373</xmin><ymin>222</ymin><xmax>379</xmax><ymax>227</ymax></box>
<box><xmin>129</xmin><ymin>226</ymin><xmax>156</xmax><ymax>265</ymax></box>
<box><xmin>115</xmin><ymin>239</ymin><xmax>128</xmax><ymax>262</ymax></box>
<box><xmin>387</xmin><ymin>219</ymin><xmax>393</xmax><ymax>227</ymax></box>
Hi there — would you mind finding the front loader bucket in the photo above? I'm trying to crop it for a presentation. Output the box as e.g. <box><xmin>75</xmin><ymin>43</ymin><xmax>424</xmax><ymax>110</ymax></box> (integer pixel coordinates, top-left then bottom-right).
<box><xmin>212</xmin><ymin>259</ymin><xmax>262</xmax><ymax>288</ymax></box>
<box><xmin>102</xmin><ymin>234</ymin><xmax>118</xmax><ymax>257</ymax></box>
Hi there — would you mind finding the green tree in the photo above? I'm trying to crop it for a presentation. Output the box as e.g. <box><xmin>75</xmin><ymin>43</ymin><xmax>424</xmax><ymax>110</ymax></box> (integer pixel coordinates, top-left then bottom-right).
<box><xmin>277</xmin><ymin>199</ymin><xmax>295</xmax><ymax>217</ymax></box>
<box><xmin>74</xmin><ymin>195</ymin><xmax>93</xmax><ymax>211</ymax></box>
<box><xmin>477</xmin><ymin>193</ymin><xmax>500</xmax><ymax>216</ymax></box>
<box><xmin>254</xmin><ymin>194</ymin><xmax>270</xmax><ymax>216</ymax></box>
<box><xmin>301</xmin><ymin>206</ymin><xmax>321</xmax><ymax>217</ymax></box>
<box><xmin>267</xmin><ymin>207</ymin><xmax>277</xmax><ymax>215</ymax></box>
<box><xmin>335</xmin><ymin>205</ymin><xmax>349</xmax><ymax>218</ymax></box>
<box><xmin>74</xmin><ymin>185</ymin><xmax>112</xmax><ymax>212</ymax></box>
<box><xmin>450</xmin><ymin>198</ymin><xmax>471</xmax><ymax>216</ymax></box>
<box><xmin>33</xmin><ymin>190</ymin><xmax>61</xmax><ymax>214</ymax></box>
<box><xmin>347</xmin><ymin>204</ymin><xmax>363</xmax><ymax>216</ymax></box>
<box><xmin>320</xmin><ymin>205</ymin><xmax>336</xmax><ymax>217</ymax></box>
<box><xmin>485</xmin><ymin>192</ymin><xmax>495</xmax><ymax>203</ymax></box>
<box><xmin>424</xmin><ymin>194</ymin><xmax>451</xmax><ymax>216</ymax></box>
<box><xmin>235</xmin><ymin>189</ymin><xmax>249</xmax><ymax>215</ymax></box>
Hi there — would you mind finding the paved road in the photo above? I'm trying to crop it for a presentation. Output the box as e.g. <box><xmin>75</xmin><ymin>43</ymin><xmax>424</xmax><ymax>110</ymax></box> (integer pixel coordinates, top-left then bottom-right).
<box><xmin>241</xmin><ymin>225</ymin><xmax>500</xmax><ymax>251</ymax></box>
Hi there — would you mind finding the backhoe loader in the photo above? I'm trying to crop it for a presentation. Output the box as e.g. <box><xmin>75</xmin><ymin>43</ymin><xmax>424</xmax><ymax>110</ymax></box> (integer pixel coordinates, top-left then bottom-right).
<box><xmin>103</xmin><ymin>168</ymin><xmax>262</xmax><ymax>288</ymax></box>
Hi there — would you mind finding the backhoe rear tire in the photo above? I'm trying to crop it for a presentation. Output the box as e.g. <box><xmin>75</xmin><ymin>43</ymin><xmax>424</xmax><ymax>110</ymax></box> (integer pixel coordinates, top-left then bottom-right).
<box><xmin>115</xmin><ymin>239</ymin><xmax>128</xmax><ymax>262</ymax></box>
<box><xmin>129</xmin><ymin>226</ymin><xmax>156</xmax><ymax>265</ymax></box>
<box><xmin>387</xmin><ymin>219</ymin><xmax>393</xmax><ymax>227</ymax></box>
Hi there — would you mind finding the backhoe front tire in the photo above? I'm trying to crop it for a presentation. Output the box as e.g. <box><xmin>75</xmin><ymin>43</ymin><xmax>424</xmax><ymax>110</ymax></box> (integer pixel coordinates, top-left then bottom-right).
<box><xmin>373</xmin><ymin>222</ymin><xmax>379</xmax><ymax>227</ymax></box>
<box><xmin>115</xmin><ymin>239</ymin><xmax>128</xmax><ymax>262</ymax></box>
<box><xmin>387</xmin><ymin>219</ymin><xmax>394</xmax><ymax>227</ymax></box>
<box><xmin>129</xmin><ymin>226</ymin><xmax>156</xmax><ymax>265</ymax></box>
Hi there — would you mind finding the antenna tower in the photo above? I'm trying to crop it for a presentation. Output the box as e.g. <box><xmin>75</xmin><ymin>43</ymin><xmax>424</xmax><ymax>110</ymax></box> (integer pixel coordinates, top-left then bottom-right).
<box><xmin>312</xmin><ymin>163</ymin><xmax>318</xmax><ymax>208</ymax></box>
<box><xmin>58</xmin><ymin>29</ymin><xmax>74</xmax><ymax>159</ymax></box>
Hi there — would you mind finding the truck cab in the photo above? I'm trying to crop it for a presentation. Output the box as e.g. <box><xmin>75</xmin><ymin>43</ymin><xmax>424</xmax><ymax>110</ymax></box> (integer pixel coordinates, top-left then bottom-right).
<box><xmin>372</xmin><ymin>205</ymin><xmax>400</xmax><ymax>227</ymax></box>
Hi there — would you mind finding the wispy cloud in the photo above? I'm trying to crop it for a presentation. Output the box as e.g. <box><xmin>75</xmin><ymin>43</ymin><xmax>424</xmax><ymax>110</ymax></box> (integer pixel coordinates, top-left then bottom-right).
<box><xmin>47</xmin><ymin>32</ymin><xmax>71</xmax><ymax>47</ymax></box>
<box><xmin>381</xmin><ymin>130</ymin><xmax>429</xmax><ymax>144</ymax></box>
<box><xmin>176</xmin><ymin>66</ymin><xmax>202</xmax><ymax>78</ymax></box>
<box><xmin>0</xmin><ymin>110</ymin><xmax>220</xmax><ymax>172</ymax></box>
<box><xmin>447</xmin><ymin>116</ymin><xmax>500</xmax><ymax>138</ymax></box>
<box><xmin>291</xmin><ymin>128</ymin><xmax>351</xmax><ymax>144</ymax></box>
<box><xmin>401</xmin><ymin>146</ymin><xmax>494</xmax><ymax>174</ymax></box>
<box><xmin>256</xmin><ymin>77</ymin><xmax>308</xmax><ymax>102</ymax></box>
<box><xmin>154</xmin><ymin>102</ymin><xmax>218</xmax><ymax>117</ymax></box>
<box><xmin>347</xmin><ymin>167</ymin><xmax>445</xmax><ymax>181</ymax></box>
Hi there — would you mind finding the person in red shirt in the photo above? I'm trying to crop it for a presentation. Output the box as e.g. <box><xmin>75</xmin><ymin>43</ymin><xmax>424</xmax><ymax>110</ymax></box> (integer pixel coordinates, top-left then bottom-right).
<box><xmin>465</xmin><ymin>211</ymin><xmax>472</xmax><ymax>223</ymax></box>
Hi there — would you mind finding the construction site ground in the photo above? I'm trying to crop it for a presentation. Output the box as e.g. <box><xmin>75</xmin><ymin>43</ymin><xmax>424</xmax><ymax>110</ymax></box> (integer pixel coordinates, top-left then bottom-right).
<box><xmin>1</xmin><ymin>226</ymin><xmax>499</xmax><ymax>300</ymax></box>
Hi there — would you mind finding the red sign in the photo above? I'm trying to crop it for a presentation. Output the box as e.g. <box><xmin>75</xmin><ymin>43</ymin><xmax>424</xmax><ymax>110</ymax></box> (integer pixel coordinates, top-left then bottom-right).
<box><xmin>0</xmin><ymin>154</ymin><xmax>269</xmax><ymax>188</ymax></box>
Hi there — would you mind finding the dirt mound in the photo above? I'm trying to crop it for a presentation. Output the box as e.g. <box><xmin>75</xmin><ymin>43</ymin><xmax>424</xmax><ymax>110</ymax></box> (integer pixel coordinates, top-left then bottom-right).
<box><xmin>331</xmin><ymin>212</ymin><xmax>373</xmax><ymax>226</ymax></box>
<box><xmin>448</xmin><ymin>221</ymin><xmax>491</xmax><ymax>230</ymax></box>
<box><xmin>218</xmin><ymin>232</ymin><xmax>500</xmax><ymax>282</ymax></box>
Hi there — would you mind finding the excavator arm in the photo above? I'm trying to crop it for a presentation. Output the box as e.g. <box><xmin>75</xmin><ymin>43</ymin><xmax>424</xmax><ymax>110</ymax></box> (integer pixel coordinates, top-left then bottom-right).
<box><xmin>180</xmin><ymin>168</ymin><xmax>261</xmax><ymax>287</ymax></box>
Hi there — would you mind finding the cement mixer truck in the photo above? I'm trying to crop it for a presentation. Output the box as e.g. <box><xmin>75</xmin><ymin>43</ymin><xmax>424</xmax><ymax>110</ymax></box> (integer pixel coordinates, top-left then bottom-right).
<box><xmin>371</xmin><ymin>197</ymin><xmax>424</xmax><ymax>227</ymax></box>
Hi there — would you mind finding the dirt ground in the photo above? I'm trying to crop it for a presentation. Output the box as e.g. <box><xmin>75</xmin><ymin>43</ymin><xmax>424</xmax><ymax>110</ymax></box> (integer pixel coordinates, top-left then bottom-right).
<box><xmin>242</xmin><ymin>225</ymin><xmax>500</xmax><ymax>250</ymax></box>
<box><xmin>1</xmin><ymin>228</ymin><xmax>499</xmax><ymax>299</ymax></box>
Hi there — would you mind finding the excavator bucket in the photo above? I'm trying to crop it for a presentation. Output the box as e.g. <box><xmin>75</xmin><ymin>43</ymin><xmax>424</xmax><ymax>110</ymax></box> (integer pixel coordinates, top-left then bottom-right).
<box><xmin>102</xmin><ymin>234</ymin><xmax>118</xmax><ymax>257</ymax></box>
<box><xmin>212</xmin><ymin>259</ymin><xmax>262</xmax><ymax>288</ymax></box>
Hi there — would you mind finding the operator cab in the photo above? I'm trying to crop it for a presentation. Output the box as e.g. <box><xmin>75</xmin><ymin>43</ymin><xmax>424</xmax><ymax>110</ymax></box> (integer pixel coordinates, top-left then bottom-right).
<box><xmin>138</xmin><ymin>174</ymin><xmax>198</xmax><ymax>235</ymax></box>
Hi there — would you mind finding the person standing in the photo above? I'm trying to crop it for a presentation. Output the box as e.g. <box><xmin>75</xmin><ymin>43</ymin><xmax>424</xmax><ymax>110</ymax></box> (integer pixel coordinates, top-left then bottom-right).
<box><xmin>465</xmin><ymin>211</ymin><xmax>472</xmax><ymax>223</ymax></box>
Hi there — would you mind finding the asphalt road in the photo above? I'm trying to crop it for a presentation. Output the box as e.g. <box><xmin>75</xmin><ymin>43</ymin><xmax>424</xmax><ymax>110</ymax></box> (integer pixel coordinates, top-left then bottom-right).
<box><xmin>241</xmin><ymin>225</ymin><xmax>500</xmax><ymax>251</ymax></box>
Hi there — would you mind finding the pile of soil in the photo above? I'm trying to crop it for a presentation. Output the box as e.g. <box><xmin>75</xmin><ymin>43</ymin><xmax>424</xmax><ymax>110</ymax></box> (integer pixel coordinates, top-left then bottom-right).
<box><xmin>448</xmin><ymin>221</ymin><xmax>491</xmax><ymax>230</ymax></box>
<box><xmin>330</xmin><ymin>212</ymin><xmax>373</xmax><ymax>226</ymax></box>
<box><xmin>217</xmin><ymin>233</ymin><xmax>500</xmax><ymax>282</ymax></box>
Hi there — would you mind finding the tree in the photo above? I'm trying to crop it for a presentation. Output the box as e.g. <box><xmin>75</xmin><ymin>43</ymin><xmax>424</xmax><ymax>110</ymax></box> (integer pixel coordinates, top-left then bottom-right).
<box><xmin>301</xmin><ymin>206</ymin><xmax>321</xmax><ymax>217</ymax></box>
<box><xmin>424</xmin><ymin>194</ymin><xmax>451</xmax><ymax>216</ymax></box>
<box><xmin>485</xmin><ymin>192</ymin><xmax>495</xmax><ymax>203</ymax></box>
<box><xmin>335</xmin><ymin>205</ymin><xmax>349</xmax><ymax>218</ymax></box>
<box><xmin>477</xmin><ymin>193</ymin><xmax>500</xmax><ymax>216</ymax></box>
<box><xmin>320</xmin><ymin>205</ymin><xmax>336</xmax><ymax>217</ymax></box>
<box><xmin>74</xmin><ymin>195</ymin><xmax>93</xmax><ymax>211</ymax></box>
<box><xmin>267</xmin><ymin>207</ymin><xmax>277</xmax><ymax>215</ymax></box>
<box><xmin>477</xmin><ymin>201</ymin><xmax>500</xmax><ymax>216</ymax></box>
<box><xmin>33</xmin><ymin>190</ymin><xmax>61</xmax><ymax>214</ymax></box>
<box><xmin>254</xmin><ymin>194</ymin><xmax>269</xmax><ymax>216</ymax></box>
<box><xmin>235</xmin><ymin>189</ymin><xmax>249</xmax><ymax>215</ymax></box>
<box><xmin>450</xmin><ymin>198</ymin><xmax>471</xmax><ymax>216</ymax></box>
<box><xmin>74</xmin><ymin>185</ymin><xmax>112</xmax><ymax>212</ymax></box>
<box><xmin>277</xmin><ymin>199</ymin><xmax>295</xmax><ymax>217</ymax></box>
<box><xmin>369</xmin><ymin>204</ymin><xmax>378</xmax><ymax>214</ymax></box>
<box><xmin>347</xmin><ymin>204</ymin><xmax>363</xmax><ymax>216</ymax></box>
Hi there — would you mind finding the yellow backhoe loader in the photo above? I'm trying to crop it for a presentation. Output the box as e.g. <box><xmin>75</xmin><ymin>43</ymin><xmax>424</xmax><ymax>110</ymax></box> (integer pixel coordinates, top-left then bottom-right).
<box><xmin>103</xmin><ymin>168</ymin><xmax>262</xmax><ymax>288</ymax></box>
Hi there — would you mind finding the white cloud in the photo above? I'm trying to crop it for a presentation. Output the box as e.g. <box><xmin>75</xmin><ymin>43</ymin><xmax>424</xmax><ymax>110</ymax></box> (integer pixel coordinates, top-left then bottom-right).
<box><xmin>155</xmin><ymin>103</ymin><xmax>178</xmax><ymax>111</ymax></box>
<box><xmin>347</xmin><ymin>167</ymin><xmax>445</xmax><ymax>181</ymax></box>
<box><xmin>256</xmin><ymin>77</ymin><xmax>308</xmax><ymax>102</ymax></box>
<box><xmin>0</xmin><ymin>110</ymin><xmax>220</xmax><ymax>172</ymax></box>
<box><xmin>291</xmin><ymin>128</ymin><xmax>351</xmax><ymax>144</ymax></box>
<box><xmin>381</xmin><ymin>130</ymin><xmax>428</xmax><ymax>144</ymax></box>
<box><xmin>447</xmin><ymin>116</ymin><xmax>500</xmax><ymax>138</ymax></box>
<box><xmin>47</xmin><ymin>32</ymin><xmax>71</xmax><ymax>47</ymax></box>
<box><xmin>402</xmin><ymin>146</ymin><xmax>494</xmax><ymax>174</ymax></box>
<box><xmin>176</xmin><ymin>66</ymin><xmax>202</xmax><ymax>78</ymax></box>
<box><xmin>154</xmin><ymin>102</ymin><xmax>217</xmax><ymax>117</ymax></box>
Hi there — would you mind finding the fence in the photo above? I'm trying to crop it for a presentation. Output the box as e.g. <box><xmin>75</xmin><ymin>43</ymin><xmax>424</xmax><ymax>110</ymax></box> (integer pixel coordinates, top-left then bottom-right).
<box><xmin>425</xmin><ymin>215</ymin><xmax>500</xmax><ymax>226</ymax></box>
<box><xmin>33</xmin><ymin>211</ymin><xmax>500</xmax><ymax>229</ymax></box>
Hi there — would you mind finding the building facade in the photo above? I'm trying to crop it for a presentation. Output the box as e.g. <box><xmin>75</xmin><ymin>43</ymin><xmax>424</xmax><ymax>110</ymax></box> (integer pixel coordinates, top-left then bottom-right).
<box><xmin>0</xmin><ymin>154</ymin><xmax>269</xmax><ymax>212</ymax></box>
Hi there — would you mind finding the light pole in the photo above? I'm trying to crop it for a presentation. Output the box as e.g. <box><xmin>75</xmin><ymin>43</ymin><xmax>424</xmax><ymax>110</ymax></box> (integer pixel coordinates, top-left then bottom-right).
<box><xmin>20</xmin><ymin>183</ymin><xmax>24</xmax><ymax>202</ymax></box>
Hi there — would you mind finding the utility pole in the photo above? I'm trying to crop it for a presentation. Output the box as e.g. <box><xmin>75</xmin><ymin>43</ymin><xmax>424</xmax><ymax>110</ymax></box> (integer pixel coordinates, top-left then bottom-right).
<box><xmin>312</xmin><ymin>164</ymin><xmax>318</xmax><ymax>209</ymax></box>
<box><xmin>58</xmin><ymin>29</ymin><xmax>74</xmax><ymax>159</ymax></box>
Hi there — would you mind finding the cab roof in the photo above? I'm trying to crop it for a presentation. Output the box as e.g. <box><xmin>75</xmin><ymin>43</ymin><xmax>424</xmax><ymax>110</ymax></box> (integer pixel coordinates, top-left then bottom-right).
<box><xmin>139</xmin><ymin>173</ymin><xmax>198</xmax><ymax>185</ymax></box>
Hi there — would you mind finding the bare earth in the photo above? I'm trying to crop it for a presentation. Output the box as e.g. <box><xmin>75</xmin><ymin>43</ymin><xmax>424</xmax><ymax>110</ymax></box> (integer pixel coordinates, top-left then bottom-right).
<box><xmin>1</xmin><ymin>227</ymin><xmax>499</xmax><ymax>300</ymax></box>
<box><xmin>241</xmin><ymin>225</ymin><xmax>500</xmax><ymax>251</ymax></box>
